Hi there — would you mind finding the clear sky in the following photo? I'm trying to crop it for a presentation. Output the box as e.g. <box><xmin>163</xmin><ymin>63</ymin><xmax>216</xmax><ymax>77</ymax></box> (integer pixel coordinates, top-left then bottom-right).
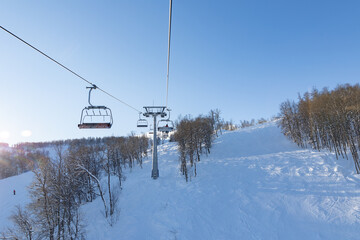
<box><xmin>0</xmin><ymin>0</ymin><xmax>359</xmax><ymax>145</ymax></box>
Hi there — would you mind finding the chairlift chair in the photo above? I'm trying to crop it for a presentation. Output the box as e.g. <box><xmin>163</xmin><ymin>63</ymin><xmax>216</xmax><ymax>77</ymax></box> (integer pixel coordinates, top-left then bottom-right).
<box><xmin>157</xmin><ymin>120</ymin><xmax>174</xmax><ymax>133</ymax></box>
<box><xmin>148</xmin><ymin>124</ymin><xmax>154</xmax><ymax>135</ymax></box>
<box><xmin>78</xmin><ymin>106</ymin><xmax>113</xmax><ymax>129</ymax></box>
<box><xmin>78</xmin><ymin>85</ymin><xmax>113</xmax><ymax>129</ymax></box>
<box><xmin>137</xmin><ymin>113</ymin><xmax>148</xmax><ymax>128</ymax></box>
<box><xmin>157</xmin><ymin>108</ymin><xmax>174</xmax><ymax>133</ymax></box>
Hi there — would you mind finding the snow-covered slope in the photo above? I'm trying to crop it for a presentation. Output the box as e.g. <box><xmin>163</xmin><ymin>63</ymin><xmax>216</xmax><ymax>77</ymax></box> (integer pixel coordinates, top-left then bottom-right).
<box><xmin>2</xmin><ymin>121</ymin><xmax>360</xmax><ymax>239</ymax></box>
<box><xmin>0</xmin><ymin>171</ymin><xmax>33</xmax><ymax>227</ymax></box>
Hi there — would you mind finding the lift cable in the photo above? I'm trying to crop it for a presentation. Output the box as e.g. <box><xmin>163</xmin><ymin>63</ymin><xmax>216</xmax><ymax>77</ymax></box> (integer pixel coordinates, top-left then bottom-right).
<box><xmin>165</xmin><ymin>0</ymin><xmax>173</xmax><ymax>109</ymax></box>
<box><xmin>0</xmin><ymin>25</ymin><xmax>142</xmax><ymax>114</ymax></box>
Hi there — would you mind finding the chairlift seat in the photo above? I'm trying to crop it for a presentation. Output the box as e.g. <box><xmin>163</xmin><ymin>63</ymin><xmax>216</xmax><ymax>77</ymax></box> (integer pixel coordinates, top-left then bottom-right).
<box><xmin>78</xmin><ymin>123</ymin><xmax>112</xmax><ymax>129</ymax></box>
<box><xmin>158</xmin><ymin>126</ymin><xmax>174</xmax><ymax>133</ymax></box>
<box><xmin>137</xmin><ymin>119</ymin><xmax>148</xmax><ymax>128</ymax></box>
<box><xmin>157</xmin><ymin>120</ymin><xmax>174</xmax><ymax>133</ymax></box>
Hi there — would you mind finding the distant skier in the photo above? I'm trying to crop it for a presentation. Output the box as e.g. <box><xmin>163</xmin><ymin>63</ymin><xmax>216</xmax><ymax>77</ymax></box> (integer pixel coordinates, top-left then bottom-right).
<box><xmin>13</xmin><ymin>189</ymin><xmax>16</xmax><ymax>195</ymax></box>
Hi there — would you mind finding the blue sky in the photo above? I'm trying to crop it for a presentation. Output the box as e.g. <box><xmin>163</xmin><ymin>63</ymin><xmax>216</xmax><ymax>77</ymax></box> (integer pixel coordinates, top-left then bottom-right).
<box><xmin>0</xmin><ymin>0</ymin><xmax>359</xmax><ymax>145</ymax></box>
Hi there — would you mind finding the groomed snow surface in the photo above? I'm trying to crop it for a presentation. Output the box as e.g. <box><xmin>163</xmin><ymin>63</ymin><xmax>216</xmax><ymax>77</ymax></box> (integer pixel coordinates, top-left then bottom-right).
<box><xmin>1</xmin><ymin>121</ymin><xmax>360</xmax><ymax>239</ymax></box>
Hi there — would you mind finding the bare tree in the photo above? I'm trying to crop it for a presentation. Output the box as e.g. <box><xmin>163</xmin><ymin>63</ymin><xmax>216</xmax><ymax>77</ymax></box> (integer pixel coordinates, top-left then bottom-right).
<box><xmin>174</xmin><ymin>115</ymin><xmax>214</xmax><ymax>181</ymax></box>
<box><xmin>278</xmin><ymin>84</ymin><xmax>360</xmax><ymax>174</ymax></box>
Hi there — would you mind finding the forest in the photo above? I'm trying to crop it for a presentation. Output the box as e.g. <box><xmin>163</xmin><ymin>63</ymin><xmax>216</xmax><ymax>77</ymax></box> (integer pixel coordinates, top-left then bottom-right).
<box><xmin>279</xmin><ymin>84</ymin><xmax>360</xmax><ymax>173</ymax></box>
<box><xmin>1</xmin><ymin>135</ymin><xmax>149</xmax><ymax>239</ymax></box>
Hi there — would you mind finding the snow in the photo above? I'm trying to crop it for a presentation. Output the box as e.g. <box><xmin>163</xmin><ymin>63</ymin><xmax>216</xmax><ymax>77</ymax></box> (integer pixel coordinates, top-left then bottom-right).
<box><xmin>2</xmin><ymin>121</ymin><xmax>360</xmax><ymax>239</ymax></box>
<box><xmin>0</xmin><ymin>171</ymin><xmax>33</xmax><ymax>227</ymax></box>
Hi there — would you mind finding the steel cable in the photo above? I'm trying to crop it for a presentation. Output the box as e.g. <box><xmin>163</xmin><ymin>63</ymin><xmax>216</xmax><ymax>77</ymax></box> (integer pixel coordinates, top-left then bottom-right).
<box><xmin>0</xmin><ymin>25</ymin><xmax>142</xmax><ymax>113</ymax></box>
<box><xmin>165</xmin><ymin>0</ymin><xmax>173</xmax><ymax>109</ymax></box>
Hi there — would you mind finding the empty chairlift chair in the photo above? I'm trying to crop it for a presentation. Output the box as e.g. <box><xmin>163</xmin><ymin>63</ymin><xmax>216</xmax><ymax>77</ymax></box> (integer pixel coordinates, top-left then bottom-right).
<box><xmin>78</xmin><ymin>85</ymin><xmax>113</xmax><ymax>129</ymax></box>
<box><xmin>137</xmin><ymin>113</ymin><xmax>148</xmax><ymax>128</ymax></box>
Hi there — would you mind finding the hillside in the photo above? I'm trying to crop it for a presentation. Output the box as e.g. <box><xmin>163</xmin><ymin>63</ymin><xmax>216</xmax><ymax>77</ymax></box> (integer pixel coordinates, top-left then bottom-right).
<box><xmin>1</xmin><ymin>121</ymin><xmax>360</xmax><ymax>239</ymax></box>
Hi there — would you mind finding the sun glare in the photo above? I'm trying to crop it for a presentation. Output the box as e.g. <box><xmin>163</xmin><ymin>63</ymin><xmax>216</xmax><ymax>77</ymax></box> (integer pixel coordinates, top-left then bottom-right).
<box><xmin>21</xmin><ymin>130</ymin><xmax>32</xmax><ymax>137</ymax></box>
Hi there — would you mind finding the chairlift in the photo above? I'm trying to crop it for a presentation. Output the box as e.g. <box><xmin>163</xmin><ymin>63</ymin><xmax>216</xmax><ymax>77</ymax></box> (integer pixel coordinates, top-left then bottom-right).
<box><xmin>157</xmin><ymin>121</ymin><xmax>174</xmax><ymax>133</ymax></box>
<box><xmin>137</xmin><ymin>113</ymin><xmax>148</xmax><ymax>128</ymax></box>
<box><xmin>148</xmin><ymin>124</ymin><xmax>154</xmax><ymax>135</ymax></box>
<box><xmin>157</xmin><ymin>108</ymin><xmax>174</xmax><ymax>133</ymax></box>
<box><xmin>78</xmin><ymin>85</ymin><xmax>113</xmax><ymax>129</ymax></box>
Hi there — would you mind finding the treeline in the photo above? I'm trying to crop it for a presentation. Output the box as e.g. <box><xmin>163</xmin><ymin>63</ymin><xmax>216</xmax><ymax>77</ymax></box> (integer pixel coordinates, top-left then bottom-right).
<box><xmin>0</xmin><ymin>137</ymin><xmax>134</xmax><ymax>180</ymax></box>
<box><xmin>174</xmin><ymin>110</ymin><xmax>222</xmax><ymax>181</ymax></box>
<box><xmin>279</xmin><ymin>84</ymin><xmax>360</xmax><ymax>173</ymax></box>
<box><xmin>225</xmin><ymin>117</ymin><xmax>279</xmax><ymax>131</ymax></box>
<box><xmin>221</xmin><ymin>118</ymin><xmax>272</xmax><ymax>132</ymax></box>
<box><xmin>206</xmin><ymin>109</ymin><xmax>271</xmax><ymax>133</ymax></box>
<box><xmin>14</xmin><ymin>140</ymin><xmax>79</xmax><ymax>150</ymax></box>
<box><xmin>0</xmin><ymin>148</ymin><xmax>39</xmax><ymax>179</ymax></box>
<box><xmin>1</xmin><ymin>135</ymin><xmax>149</xmax><ymax>240</ymax></box>
<box><xmin>173</xmin><ymin>109</ymin><xmax>271</xmax><ymax>181</ymax></box>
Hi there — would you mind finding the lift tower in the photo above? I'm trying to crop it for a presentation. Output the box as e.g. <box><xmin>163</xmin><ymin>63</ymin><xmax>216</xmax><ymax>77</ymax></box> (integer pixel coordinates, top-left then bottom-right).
<box><xmin>143</xmin><ymin>106</ymin><xmax>167</xmax><ymax>179</ymax></box>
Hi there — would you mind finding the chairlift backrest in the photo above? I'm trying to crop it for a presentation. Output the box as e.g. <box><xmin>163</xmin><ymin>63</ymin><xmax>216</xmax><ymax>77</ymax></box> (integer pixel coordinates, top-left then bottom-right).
<box><xmin>137</xmin><ymin>120</ymin><xmax>148</xmax><ymax>128</ymax></box>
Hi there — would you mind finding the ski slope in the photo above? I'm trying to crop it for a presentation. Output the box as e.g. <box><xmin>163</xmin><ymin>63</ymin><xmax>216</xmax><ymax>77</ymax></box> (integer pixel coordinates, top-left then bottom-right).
<box><xmin>1</xmin><ymin>121</ymin><xmax>360</xmax><ymax>239</ymax></box>
<box><xmin>0</xmin><ymin>171</ymin><xmax>33</xmax><ymax>229</ymax></box>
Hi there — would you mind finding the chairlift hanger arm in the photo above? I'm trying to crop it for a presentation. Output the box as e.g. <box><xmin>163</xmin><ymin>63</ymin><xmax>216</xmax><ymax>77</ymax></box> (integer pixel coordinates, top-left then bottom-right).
<box><xmin>87</xmin><ymin>85</ymin><xmax>96</xmax><ymax>106</ymax></box>
<box><xmin>166</xmin><ymin>108</ymin><xmax>172</xmax><ymax>120</ymax></box>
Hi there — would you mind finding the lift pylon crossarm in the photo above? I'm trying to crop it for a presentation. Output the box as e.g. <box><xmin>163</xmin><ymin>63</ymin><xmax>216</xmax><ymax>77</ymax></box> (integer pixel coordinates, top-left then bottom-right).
<box><xmin>143</xmin><ymin>106</ymin><xmax>167</xmax><ymax>117</ymax></box>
